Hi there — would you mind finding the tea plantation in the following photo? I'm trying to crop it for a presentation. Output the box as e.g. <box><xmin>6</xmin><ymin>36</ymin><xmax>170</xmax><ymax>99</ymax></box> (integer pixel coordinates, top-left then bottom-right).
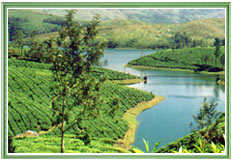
<box><xmin>8</xmin><ymin>59</ymin><xmax>154</xmax><ymax>153</ymax></box>
<box><xmin>128</xmin><ymin>47</ymin><xmax>225</xmax><ymax>72</ymax></box>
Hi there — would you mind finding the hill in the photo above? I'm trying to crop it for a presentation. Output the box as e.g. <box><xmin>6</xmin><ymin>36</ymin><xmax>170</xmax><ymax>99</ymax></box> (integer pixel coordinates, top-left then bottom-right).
<box><xmin>30</xmin><ymin>18</ymin><xmax>225</xmax><ymax>49</ymax></box>
<box><xmin>8</xmin><ymin>59</ymin><xmax>154</xmax><ymax>152</ymax></box>
<box><xmin>100</xmin><ymin>18</ymin><xmax>225</xmax><ymax>49</ymax></box>
<box><xmin>127</xmin><ymin>47</ymin><xmax>225</xmax><ymax>72</ymax></box>
<box><xmin>8</xmin><ymin>9</ymin><xmax>225</xmax><ymax>49</ymax></box>
<box><xmin>8</xmin><ymin>9</ymin><xmax>65</xmax><ymax>40</ymax></box>
<box><xmin>39</xmin><ymin>9</ymin><xmax>225</xmax><ymax>24</ymax></box>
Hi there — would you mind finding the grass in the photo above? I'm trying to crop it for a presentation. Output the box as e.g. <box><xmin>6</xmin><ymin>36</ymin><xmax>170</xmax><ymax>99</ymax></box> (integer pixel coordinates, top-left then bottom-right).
<box><xmin>12</xmin><ymin>134</ymin><xmax>131</xmax><ymax>153</ymax></box>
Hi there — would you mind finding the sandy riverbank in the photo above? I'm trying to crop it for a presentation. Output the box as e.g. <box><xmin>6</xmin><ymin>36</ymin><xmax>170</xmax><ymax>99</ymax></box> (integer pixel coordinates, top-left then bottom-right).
<box><xmin>114</xmin><ymin>95</ymin><xmax>165</xmax><ymax>150</ymax></box>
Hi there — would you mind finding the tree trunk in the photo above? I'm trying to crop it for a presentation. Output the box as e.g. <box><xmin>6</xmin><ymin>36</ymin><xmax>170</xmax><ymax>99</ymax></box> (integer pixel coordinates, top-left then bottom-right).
<box><xmin>61</xmin><ymin>130</ymin><xmax>65</xmax><ymax>153</ymax></box>
<box><xmin>61</xmin><ymin>90</ymin><xmax>66</xmax><ymax>153</ymax></box>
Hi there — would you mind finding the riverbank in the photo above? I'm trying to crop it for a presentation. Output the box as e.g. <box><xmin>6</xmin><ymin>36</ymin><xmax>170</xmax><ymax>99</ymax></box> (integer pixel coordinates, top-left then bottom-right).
<box><xmin>126</xmin><ymin>64</ymin><xmax>225</xmax><ymax>75</ymax></box>
<box><xmin>114</xmin><ymin>95</ymin><xmax>165</xmax><ymax>150</ymax></box>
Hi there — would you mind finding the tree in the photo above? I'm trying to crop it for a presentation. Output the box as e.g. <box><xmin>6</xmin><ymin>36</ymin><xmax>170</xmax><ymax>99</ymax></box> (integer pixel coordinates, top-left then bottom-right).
<box><xmin>50</xmin><ymin>10</ymin><xmax>107</xmax><ymax>153</ymax></box>
<box><xmin>190</xmin><ymin>97</ymin><xmax>221</xmax><ymax>131</ymax></box>
<box><xmin>214</xmin><ymin>37</ymin><xmax>220</xmax><ymax>67</ymax></box>
<box><xmin>172</xmin><ymin>32</ymin><xmax>190</xmax><ymax>49</ymax></box>
<box><xmin>173</xmin><ymin>32</ymin><xmax>182</xmax><ymax>49</ymax></box>
<box><xmin>8</xmin><ymin>17</ymin><xmax>27</xmax><ymax>41</ymax></box>
<box><xmin>221</xmin><ymin>38</ymin><xmax>225</xmax><ymax>46</ymax></box>
<box><xmin>27</xmin><ymin>39</ymin><xmax>45</xmax><ymax>62</ymax></box>
<box><xmin>183</xmin><ymin>32</ymin><xmax>190</xmax><ymax>47</ymax></box>
<box><xmin>219</xmin><ymin>54</ymin><xmax>225</xmax><ymax>69</ymax></box>
<box><xmin>13</xmin><ymin>30</ymin><xmax>24</xmax><ymax>56</ymax></box>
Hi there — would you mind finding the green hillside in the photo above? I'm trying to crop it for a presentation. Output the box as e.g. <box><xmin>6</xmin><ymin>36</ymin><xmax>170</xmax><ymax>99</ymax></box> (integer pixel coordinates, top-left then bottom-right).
<box><xmin>100</xmin><ymin>18</ymin><xmax>225</xmax><ymax>49</ymax></box>
<box><xmin>8</xmin><ymin>59</ymin><xmax>154</xmax><ymax>152</ymax></box>
<box><xmin>8</xmin><ymin>9</ymin><xmax>225</xmax><ymax>49</ymax></box>
<box><xmin>128</xmin><ymin>47</ymin><xmax>225</xmax><ymax>72</ymax></box>
<box><xmin>32</xmin><ymin>18</ymin><xmax>225</xmax><ymax>49</ymax></box>
<box><xmin>8</xmin><ymin>9</ymin><xmax>64</xmax><ymax>40</ymax></box>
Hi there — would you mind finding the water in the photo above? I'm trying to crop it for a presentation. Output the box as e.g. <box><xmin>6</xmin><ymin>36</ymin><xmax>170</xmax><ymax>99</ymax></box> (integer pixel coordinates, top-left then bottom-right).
<box><xmin>102</xmin><ymin>48</ymin><xmax>225</xmax><ymax>152</ymax></box>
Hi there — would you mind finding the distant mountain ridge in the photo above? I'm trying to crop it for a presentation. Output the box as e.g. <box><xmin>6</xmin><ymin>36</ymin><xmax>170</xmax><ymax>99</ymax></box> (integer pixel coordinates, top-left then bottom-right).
<box><xmin>40</xmin><ymin>9</ymin><xmax>225</xmax><ymax>24</ymax></box>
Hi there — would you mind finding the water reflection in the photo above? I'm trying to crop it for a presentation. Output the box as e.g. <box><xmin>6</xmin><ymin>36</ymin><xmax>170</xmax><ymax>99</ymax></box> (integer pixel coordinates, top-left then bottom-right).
<box><xmin>102</xmin><ymin>49</ymin><xmax>225</xmax><ymax>152</ymax></box>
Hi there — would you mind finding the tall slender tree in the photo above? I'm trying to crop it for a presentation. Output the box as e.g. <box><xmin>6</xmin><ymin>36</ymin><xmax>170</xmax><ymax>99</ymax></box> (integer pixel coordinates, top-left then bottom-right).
<box><xmin>49</xmin><ymin>10</ymin><xmax>107</xmax><ymax>153</ymax></box>
<box><xmin>190</xmin><ymin>97</ymin><xmax>221</xmax><ymax>131</ymax></box>
<box><xmin>13</xmin><ymin>30</ymin><xmax>24</xmax><ymax>56</ymax></box>
<box><xmin>214</xmin><ymin>37</ymin><xmax>220</xmax><ymax>67</ymax></box>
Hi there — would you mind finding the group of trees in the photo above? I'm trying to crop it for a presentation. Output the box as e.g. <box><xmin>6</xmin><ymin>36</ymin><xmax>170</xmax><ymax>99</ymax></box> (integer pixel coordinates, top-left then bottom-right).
<box><xmin>214</xmin><ymin>37</ymin><xmax>225</xmax><ymax>68</ymax></box>
<box><xmin>8</xmin><ymin>17</ymin><xmax>27</xmax><ymax>41</ymax></box>
<box><xmin>172</xmin><ymin>32</ymin><xmax>191</xmax><ymax>49</ymax></box>
<box><xmin>171</xmin><ymin>32</ymin><xmax>225</xmax><ymax>50</ymax></box>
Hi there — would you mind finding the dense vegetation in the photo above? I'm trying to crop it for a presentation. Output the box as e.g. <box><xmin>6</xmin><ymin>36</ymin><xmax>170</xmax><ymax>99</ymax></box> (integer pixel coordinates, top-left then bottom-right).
<box><xmin>8</xmin><ymin>59</ymin><xmax>154</xmax><ymax>152</ymax></box>
<box><xmin>128</xmin><ymin>47</ymin><xmax>225</xmax><ymax>72</ymax></box>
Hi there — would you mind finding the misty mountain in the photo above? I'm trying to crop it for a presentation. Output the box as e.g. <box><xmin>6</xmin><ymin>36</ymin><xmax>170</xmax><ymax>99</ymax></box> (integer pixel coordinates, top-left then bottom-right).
<box><xmin>40</xmin><ymin>9</ymin><xmax>225</xmax><ymax>24</ymax></box>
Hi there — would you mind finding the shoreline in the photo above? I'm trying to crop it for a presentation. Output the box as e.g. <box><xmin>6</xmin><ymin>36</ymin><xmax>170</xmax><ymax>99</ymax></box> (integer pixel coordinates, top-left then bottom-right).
<box><xmin>112</xmin><ymin>78</ymin><xmax>144</xmax><ymax>85</ymax></box>
<box><xmin>126</xmin><ymin>64</ymin><xmax>225</xmax><ymax>75</ymax></box>
<box><xmin>114</xmin><ymin>95</ymin><xmax>165</xmax><ymax>150</ymax></box>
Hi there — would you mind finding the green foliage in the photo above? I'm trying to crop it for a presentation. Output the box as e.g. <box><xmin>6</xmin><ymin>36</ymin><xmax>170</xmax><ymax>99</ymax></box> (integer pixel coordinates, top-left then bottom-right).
<box><xmin>13</xmin><ymin>30</ymin><xmax>24</xmax><ymax>56</ymax></box>
<box><xmin>191</xmin><ymin>97</ymin><xmax>221</xmax><ymax>130</ymax></box>
<box><xmin>172</xmin><ymin>32</ymin><xmax>191</xmax><ymax>49</ymax></box>
<box><xmin>143</xmin><ymin>138</ymin><xmax>149</xmax><ymax>153</ymax></box>
<box><xmin>214</xmin><ymin>37</ymin><xmax>221</xmax><ymax>66</ymax></box>
<box><xmin>128</xmin><ymin>47</ymin><xmax>225</xmax><ymax>71</ymax></box>
<box><xmin>132</xmin><ymin>139</ymin><xmax>160</xmax><ymax>153</ymax></box>
<box><xmin>8</xmin><ymin>16</ymin><xmax>27</xmax><ymax>41</ymax></box>
<box><xmin>172</xmin><ymin>138</ymin><xmax>225</xmax><ymax>153</ymax></box>
<box><xmin>156</xmin><ymin>113</ymin><xmax>225</xmax><ymax>153</ymax></box>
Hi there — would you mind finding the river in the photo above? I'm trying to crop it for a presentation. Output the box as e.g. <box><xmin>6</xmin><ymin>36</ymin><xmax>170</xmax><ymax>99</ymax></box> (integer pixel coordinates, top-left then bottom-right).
<box><xmin>102</xmin><ymin>48</ymin><xmax>225</xmax><ymax>152</ymax></box>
